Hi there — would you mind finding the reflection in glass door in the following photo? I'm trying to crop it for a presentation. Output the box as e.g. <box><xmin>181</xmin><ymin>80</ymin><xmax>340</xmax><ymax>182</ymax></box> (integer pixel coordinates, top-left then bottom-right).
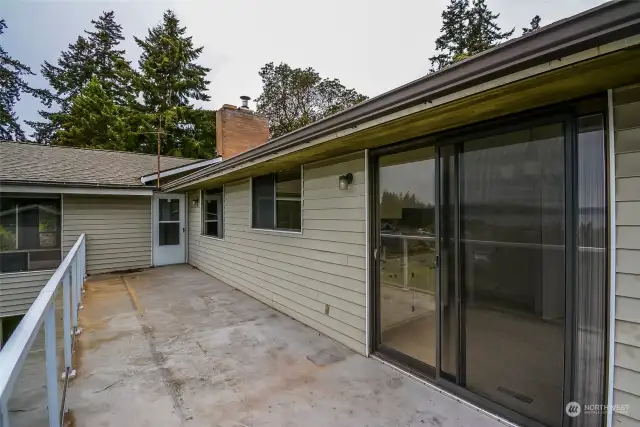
<box><xmin>458</xmin><ymin>124</ymin><xmax>566</xmax><ymax>427</ymax></box>
<box><xmin>376</xmin><ymin>146</ymin><xmax>437</xmax><ymax>373</ymax></box>
<box><xmin>372</xmin><ymin>107</ymin><xmax>608</xmax><ymax>427</ymax></box>
<box><xmin>436</xmin><ymin>116</ymin><xmax>607</xmax><ymax>427</ymax></box>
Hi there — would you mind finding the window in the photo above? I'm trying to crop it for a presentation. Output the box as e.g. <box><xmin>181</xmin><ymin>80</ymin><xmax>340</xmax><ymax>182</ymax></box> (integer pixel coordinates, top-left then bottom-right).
<box><xmin>158</xmin><ymin>198</ymin><xmax>180</xmax><ymax>246</ymax></box>
<box><xmin>0</xmin><ymin>195</ymin><xmax>61</xmax><ymax>273</ymax></box>
<box><xmin>202</xmin><ymin>188</ymin><xmax>223</xmax><ymax>238</ymax></box>
<box><xmin>252</xmin><ymin>168</ymin><xmax>301</xmax><ymax>231</ymax></box>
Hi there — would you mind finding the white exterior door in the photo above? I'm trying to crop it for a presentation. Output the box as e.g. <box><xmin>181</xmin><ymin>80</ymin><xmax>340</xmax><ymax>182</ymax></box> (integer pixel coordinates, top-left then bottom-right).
<box><xmin>153</xmin><ymin>193</ymin><xmax>186</xmax><ymax>266</ymax></box>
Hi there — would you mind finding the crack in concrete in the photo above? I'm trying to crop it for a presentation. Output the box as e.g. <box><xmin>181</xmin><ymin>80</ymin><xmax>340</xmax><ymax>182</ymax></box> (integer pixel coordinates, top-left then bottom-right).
<box><xmin>122</xmin><ymin>276</ymin><xmax>190</xmax><ymax>424</ymax></box>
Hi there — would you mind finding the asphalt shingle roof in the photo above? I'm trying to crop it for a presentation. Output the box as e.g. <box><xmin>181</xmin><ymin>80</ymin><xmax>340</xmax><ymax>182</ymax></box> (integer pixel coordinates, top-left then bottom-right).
<box><xmin>0</xmin><ymin>142</ymin><xmax>201</xmax><ymax>187</ymax></box>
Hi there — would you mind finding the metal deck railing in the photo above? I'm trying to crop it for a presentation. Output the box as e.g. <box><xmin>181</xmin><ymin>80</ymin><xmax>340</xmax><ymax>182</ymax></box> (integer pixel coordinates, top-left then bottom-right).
<box><xmin>0</xmin><ymin>234</ymin><xmax>86</xmax><ymax>427</ymax></box>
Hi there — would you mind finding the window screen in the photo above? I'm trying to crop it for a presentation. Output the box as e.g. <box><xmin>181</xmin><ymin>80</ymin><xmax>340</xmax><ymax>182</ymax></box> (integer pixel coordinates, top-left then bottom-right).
<box><xmin>252</xmin><ymin>169</ymin><xmax>301</xmax><ymax>231</ymax></box>
<box><xmin>275</xmin><ymin>170</ymin><xmax>302</xmax><ymax>230</ymax></box>
<box><xmin>202</xmin><ymin>188</ymin><xmax>223</xmax><ymax>238</ymax></box>
<box><xmin>252</xmin><ymin>174</ymin><xmax>276</xmax><ymax>229</ymax></box>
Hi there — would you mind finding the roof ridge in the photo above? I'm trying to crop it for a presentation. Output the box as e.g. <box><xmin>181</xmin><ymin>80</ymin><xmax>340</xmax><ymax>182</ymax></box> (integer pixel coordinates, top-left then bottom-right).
<box><xmin>0</xmin><ymin>140</ymin><xmax>205</xmax><ymax>162</ymax></box>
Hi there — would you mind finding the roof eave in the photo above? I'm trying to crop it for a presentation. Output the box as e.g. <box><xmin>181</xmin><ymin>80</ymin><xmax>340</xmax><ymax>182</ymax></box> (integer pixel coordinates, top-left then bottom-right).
<box><xmin>140</xmin><ymin>156</ymin><xmax>222</xmax><ymax>184</ymax></box>
<box><xmin>0</xmin><ymin>180</ymin><xmax>149</xmax><ymax>189</ymax></box>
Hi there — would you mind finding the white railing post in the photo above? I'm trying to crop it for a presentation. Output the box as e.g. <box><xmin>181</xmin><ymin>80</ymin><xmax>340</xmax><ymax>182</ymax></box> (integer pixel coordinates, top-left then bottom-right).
<box><xmin>78</xmin><ymin>243</ymin><xmax>82</xmax><ymax>285</ymax></box>
<box><xmin>62</xmin><ymin>273</ymin><xmax>73</xmax><ymax>379</ymax></box>
<box><xmin>82</xmin><ymin>238</ymin><xmax>86</xmax><ymax>281</ymax></box>
<box><xmin>73</xmin><ymin>256</ymin><xmax>82</xmax><ymax>336</ymax></box>
<box><xmin>44</xmin><ymin>305</ymin><xmax>59</xmax><ymax>427</ymax></box>
<box><xmin>71</xmin><ymin>260</ymin><xmax>78</xmax><ymax>329</ymax></box>
<box><xmin>77</xmin><ymin>259</ymin><xmax>83</xmax><ymax>311</ymax></box>
<box><xmin>80</xmin><ymin>240</ymin><xmax>84</xmax><ymax>285</ymax></box>
<box><xmin>75</xmin><ymin>258</ymin><xmax>81</xmax><ymax>308</ymax></box>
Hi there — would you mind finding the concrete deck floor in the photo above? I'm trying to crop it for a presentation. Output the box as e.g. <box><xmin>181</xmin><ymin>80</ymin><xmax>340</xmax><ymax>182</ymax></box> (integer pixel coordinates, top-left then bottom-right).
<box><xmin>67</xmin><ymin>265</ymin><xmax>504</xmax><ymax>427</ymax></box>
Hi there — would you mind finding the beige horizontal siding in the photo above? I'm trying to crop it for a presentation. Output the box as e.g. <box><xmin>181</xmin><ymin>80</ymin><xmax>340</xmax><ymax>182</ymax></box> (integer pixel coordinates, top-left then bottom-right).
<box><xmin>63</xmin><ymin>195</ymin><xmax>152</xmax><ymax>275</ymax></box>
<box><xmin>188</xmin><ymin>153</ymin><xmax>367</xmax><ymax>354</ymax></box>
<box><xmin>617</xmin><ymin>273</ymin><xmax>640</xmax><ymax>299</ymax></box>
<box><xmin>615</xmin><ymin>127</ymin><xmax>640</xmax><ymax>154</ymax></box>
<box><xmin>614</xmin><ymin>84</ymin><xmax>640</xmax><ymax>426</ymax></box>
<box><xmin>0</xmin><ymin>270</ymin><xmax>54</xmax><ymax>317</ymax></box>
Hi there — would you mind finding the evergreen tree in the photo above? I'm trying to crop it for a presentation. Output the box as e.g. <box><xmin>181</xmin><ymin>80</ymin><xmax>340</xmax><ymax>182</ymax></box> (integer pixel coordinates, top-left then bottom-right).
<box><xmin>429</xmin><ymin>0</ymin><xmax>514</xmax><ymax>72</ymax></box>
<box><xmin>133</xmin><ymin>10</ymin><xmax>213</xmax><ymax>157</ymax></box>
<box><xmin>0</xmin><ymin>19</ymin><xmax>51</xmax><ymax>140</ymax></box>
<box><xmin>429</xmin><ymin>0</ymin><xmax>471</xmax><ymax>72</ymax></box>
<box><xmin>26</xmin><ymin>36</ymin><xmax>92</xmax><ymax>143</ymax></box>
<box><xmin>466</xmin><ymin>0</ymin><xmax>514</xmax><ymax>54</ymax></box>
<box><xmin>184</xmin><ymin>108</ymin><xmax>216</xmax><ymax>158</ymax></box>
<box><xmin>522</xmin><ymin>15</ymin><xmax>542</xmax><ymax>35</ymax></box>
<box><xmin>256</xmin><ymin>62</ymin><xmax>368</xmax><ymax>138</ymax></box>
<box><xmin>27</xmin><ymin>11</ymin><xmax>134</xmax><ymax>143</ymax></box>
<box><xmin>55</xmin><ymin>77</ymin><xmax>133</xmax><ymax>150</ymax></box>
<box><xmin>84</xmin><ymin>11</ymin><xmax>136</xmax><ymax>105</ymax></box>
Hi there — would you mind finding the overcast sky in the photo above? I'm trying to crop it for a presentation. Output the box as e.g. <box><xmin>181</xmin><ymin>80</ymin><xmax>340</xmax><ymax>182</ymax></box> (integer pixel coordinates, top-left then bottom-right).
<box><xmin>3</xmin><ymin>0</ymin><xmax>606</xmax><ymax>137</ymax></box>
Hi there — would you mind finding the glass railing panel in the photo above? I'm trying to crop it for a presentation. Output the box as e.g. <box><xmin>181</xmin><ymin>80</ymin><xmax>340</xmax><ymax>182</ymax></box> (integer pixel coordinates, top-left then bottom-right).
<box><xmin>55</xmin><ymin>284</ymin><xmax>67</xmax><ymax>411</ymax></box>
<box><xmin>6</xmin><ymin>326</ymin><xmax>51</xmax><ymax>427</ymax></box>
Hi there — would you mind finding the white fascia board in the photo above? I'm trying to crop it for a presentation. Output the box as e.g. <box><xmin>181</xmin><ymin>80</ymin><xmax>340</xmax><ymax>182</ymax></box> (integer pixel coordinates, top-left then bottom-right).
<box><xmin>140</xmin><ymin>157</ymin><xmax>222</xmax><ymax>184</ymax></box>
<box><xmin>0</xmin><ymin>185</ymin><xmax>153</xmax><ymax>196</ymax></box>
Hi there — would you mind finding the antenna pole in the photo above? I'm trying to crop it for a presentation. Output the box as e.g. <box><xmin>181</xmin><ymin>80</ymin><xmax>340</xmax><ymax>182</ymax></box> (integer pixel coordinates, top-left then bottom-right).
<box><xmin>156</xmin><ymin>117</ymin><xmax>161</xmax><ymax>189</ymax></box>
<box><xmin>139</xmin><ymin>118</ymin><xmax>167</xmax><ymax>189</ymax></box>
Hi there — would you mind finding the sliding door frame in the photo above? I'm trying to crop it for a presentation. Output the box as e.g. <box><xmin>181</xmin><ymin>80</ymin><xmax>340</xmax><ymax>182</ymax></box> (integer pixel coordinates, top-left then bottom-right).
<box><xmin>369</xmin><ymin>137</ymin><xmax>438</xmax><ymax>379</ymax></box>
<box><xmin>368</xmin><ymin>96</ymin><xmax>608</xmax><ymax>427</ymax></box>
<box><xmin>435</xmin><ymin>111</ymin><xmax>573</xmax><ymax>427</ymax></box>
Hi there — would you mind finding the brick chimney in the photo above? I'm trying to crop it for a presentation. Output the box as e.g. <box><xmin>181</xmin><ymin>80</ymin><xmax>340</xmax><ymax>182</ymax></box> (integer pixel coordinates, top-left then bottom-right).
<box><xmin>216</xmin><ymin>97</ymin><xmax>269</xmax><ymax>160</ymax></box>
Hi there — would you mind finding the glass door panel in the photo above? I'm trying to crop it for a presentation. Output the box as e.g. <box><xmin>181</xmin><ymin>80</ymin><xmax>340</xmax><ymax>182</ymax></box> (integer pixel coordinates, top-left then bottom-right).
<box><xmin>459</xmin><ymin>124</ymin><xmax>566</xmax><ymax>427</ymax></box>
<box><xmin>159</xmin><ymin>198</ymin><xmax>180</xmax><ymax>246</ymax></box>
<box><xmin>377</xmin><ymin>147</ymin><xmax>437</xmax><ymax>370</ymax></box>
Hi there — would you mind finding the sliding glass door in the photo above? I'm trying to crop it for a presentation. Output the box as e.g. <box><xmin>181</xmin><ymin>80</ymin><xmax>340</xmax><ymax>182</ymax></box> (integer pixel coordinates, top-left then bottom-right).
<box><xmin>372</xmin><ymin>104</ymin><xmax>608</xmax><ymax>427</ymax></box>
<box><xmin>457</xmin><ymin>123</ymin><xmax>567</xmax><ymax>427</ymax></box>
<box><xmin>375</xmin><ymin>146</ymin><xmax>437</xmax><ymax>374</ymax></box>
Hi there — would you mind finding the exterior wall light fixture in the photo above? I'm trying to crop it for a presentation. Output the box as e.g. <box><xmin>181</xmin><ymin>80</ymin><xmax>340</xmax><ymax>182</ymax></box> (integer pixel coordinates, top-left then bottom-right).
<box><xmin>338</xmin><ymin>173</ymin><xmax>353</xmax><ymax>190</ymax></box>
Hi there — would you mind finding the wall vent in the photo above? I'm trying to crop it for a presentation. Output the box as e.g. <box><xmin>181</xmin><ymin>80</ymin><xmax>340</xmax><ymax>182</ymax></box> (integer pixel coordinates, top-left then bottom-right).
<box><xmin>496</xmin><ymin>385</ymin><xmax>534</xmax><ymax>404</ymax></box>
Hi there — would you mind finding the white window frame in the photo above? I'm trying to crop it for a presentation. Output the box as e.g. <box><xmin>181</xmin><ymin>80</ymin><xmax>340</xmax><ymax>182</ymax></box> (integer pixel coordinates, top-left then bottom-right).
<box><xmin>250</xmin><ymin>166</ymin><xmax>303</xmax><ymax>233</ymax></box>
<box><xmin>201</xmin><ymin>187</ymin><xmax>224</xmax><ymax>239</ymax></box>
